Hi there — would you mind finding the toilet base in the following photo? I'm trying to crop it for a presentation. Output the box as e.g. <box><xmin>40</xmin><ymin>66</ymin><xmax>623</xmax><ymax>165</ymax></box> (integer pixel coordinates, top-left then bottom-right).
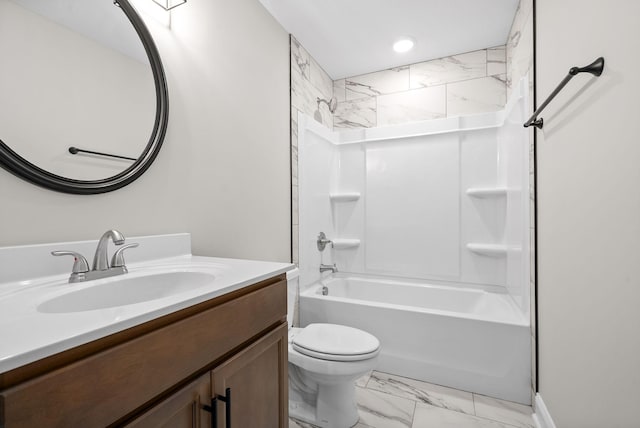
<box><xmin>315</xmin><ymin>380</ymin><xmax>359</xmax><ymax>427</ymax></box>
<box><xmin>289</xmin><ymin>365</ymin><xmax>361</xmax><ymax>428</ymax></box>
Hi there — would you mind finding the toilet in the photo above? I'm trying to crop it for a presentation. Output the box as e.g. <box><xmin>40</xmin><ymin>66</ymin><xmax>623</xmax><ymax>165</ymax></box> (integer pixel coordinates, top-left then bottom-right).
<box><xmin>286</xmin><ymin>269</ymin><xmax>380</xmax><ymax>428</ymax></box>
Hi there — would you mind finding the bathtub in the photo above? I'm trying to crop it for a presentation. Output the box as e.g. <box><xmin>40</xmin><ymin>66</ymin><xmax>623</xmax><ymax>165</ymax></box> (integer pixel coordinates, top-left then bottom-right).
<box><xmin>299</xmin><ymin>274</ymin><xmax>531</xmax><ymax>404</ymax></box>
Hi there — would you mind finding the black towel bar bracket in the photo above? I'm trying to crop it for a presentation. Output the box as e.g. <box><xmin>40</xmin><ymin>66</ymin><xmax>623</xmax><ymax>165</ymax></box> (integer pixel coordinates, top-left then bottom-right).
<box><xmin>524</xmin><ymin>56</ymin><xmax>604</xmax><ymax>129</ymax></box>
<box><xmin>68</xmin><ymin>146</ymin><xmax>136</xmax><ymax>161</ymax></box>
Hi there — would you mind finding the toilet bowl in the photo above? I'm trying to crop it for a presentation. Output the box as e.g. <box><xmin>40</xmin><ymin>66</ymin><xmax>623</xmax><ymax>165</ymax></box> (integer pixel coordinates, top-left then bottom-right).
<box><xmin>286</xmin><ymin>269</ymin><xmax>380</xmax><ymax>428</ymax></box>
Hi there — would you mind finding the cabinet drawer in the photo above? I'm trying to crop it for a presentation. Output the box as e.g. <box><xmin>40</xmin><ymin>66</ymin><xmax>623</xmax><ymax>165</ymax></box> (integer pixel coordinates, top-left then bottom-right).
<box><xmin>1</xmin><ymin>278</ymin><xmax>286</xmax><ymax>428</ymax></box>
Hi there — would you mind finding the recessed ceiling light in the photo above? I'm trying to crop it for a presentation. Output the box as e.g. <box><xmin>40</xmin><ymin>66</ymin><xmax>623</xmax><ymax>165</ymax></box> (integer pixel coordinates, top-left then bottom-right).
<box><xmin>393</xmin><ymin>38</ymin><xmax>415</xmax><ymax>53</ymax></box>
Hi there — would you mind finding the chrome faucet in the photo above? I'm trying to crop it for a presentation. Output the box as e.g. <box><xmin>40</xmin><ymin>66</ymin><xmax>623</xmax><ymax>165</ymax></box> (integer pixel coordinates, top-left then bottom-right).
<box><xmin>319</xmin><ymin>263</ymin><xmax>338</xmax><ymax>273</ymax></box>
<box><xmin>93</xmin><ymin>229</ymin><xmax>125</xmax><ymax>271</ymax></box>
<box><xmin>52</xmin><ymin>229</ymin><xmax>138</xmax><ymax>283</ymax></box>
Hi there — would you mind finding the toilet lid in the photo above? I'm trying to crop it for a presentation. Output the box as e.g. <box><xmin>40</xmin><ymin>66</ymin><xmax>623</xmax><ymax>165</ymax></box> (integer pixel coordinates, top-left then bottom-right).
<box><xmin>292</xmin><ymin>323</ymin><xmax>380</xmax><ymax>362</ymax></box>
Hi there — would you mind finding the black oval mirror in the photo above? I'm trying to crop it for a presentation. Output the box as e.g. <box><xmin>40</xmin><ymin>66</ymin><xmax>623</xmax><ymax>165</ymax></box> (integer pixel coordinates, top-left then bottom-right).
<box><xmin>0</xmin><ymin>0</ymin><xmax>168</xmax><ymax>194</ymax></box>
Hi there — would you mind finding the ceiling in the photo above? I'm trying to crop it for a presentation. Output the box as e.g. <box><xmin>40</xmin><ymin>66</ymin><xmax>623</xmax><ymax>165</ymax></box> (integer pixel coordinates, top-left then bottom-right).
<box><xmin>258</xmin><ymin>0</ymin><xmax>519</xmax><ymax>79</ymax></box>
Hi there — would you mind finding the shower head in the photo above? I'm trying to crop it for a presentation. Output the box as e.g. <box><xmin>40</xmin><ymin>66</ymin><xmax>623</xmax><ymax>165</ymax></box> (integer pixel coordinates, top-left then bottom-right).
<box><xmin>317</xmin><ymin>97</ymin><xmax>338</xmax><ymax>113</ymax></box>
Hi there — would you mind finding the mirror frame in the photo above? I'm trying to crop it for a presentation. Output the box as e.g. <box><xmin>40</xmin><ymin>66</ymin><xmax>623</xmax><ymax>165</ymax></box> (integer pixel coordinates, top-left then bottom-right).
<box><xmin>0</xmin><ymin>0</ymin><xmax>169</xmax><ymax>194</ymax></box>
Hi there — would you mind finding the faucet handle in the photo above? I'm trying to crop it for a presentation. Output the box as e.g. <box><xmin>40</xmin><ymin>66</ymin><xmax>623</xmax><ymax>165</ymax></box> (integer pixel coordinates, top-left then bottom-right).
<box><xmin>51</xmin><ymin>251</ymin><xmax>90</xmax><ymax>273</ymax></box>
<box><xmin>110</xmin><ymin>243</ymin><xmax>139</xmax><ymax>268</ymax></box>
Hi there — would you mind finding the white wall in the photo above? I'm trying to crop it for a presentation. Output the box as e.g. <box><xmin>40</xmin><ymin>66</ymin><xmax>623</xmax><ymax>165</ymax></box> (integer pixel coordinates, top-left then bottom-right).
<box><xmin>0</xmin><ymin>0</ymin><xmax>291</xmax><ymax>263</ymax></box>
<box><xmin>537</xmin><ymin>1</ymin><xmax>640</xmax><ymax>426</ymax></box>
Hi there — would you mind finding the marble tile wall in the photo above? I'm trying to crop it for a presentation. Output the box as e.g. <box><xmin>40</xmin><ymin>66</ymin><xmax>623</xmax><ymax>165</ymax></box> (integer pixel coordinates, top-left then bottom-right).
<box><xmin>290</xmin><ymin>36</ymin><xmax>334</xmax><ymax>265</ymax></box>
<box><xmin>506</xmin><ymin>0</ymin><xmax>536</xmax><ymax>405</ymax></box>
<box><xmin>333</xmin><ymin>46</ymin><xmax>507</xmax><ymax>130</ymax></box>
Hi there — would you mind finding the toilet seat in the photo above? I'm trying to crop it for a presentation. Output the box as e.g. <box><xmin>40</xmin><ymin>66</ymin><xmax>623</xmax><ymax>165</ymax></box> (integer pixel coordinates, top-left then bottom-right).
<box><xmin>292</xmin><ymin>323</ymin><xmax>380</xmax><ymax>362</ymax></box>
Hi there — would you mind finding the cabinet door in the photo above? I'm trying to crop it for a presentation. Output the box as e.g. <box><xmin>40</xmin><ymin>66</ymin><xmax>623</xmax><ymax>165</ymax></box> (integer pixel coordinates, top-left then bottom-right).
<box><xmin>211</xmin><ymin>323</ymin><xmax>288</xmax><ymax>428</ymax></box>
<box><xmin>125</xmin><ymin>373</ymin><xmax>211</xmax><ymax>428</ymax></box>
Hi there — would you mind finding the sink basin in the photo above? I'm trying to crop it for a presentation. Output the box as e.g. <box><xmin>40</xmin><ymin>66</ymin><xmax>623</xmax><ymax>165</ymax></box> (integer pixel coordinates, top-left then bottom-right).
<box><xmin>38</xmin><ymin>271</ymin><xmax>216</xmax><ymax>313</ymax></box>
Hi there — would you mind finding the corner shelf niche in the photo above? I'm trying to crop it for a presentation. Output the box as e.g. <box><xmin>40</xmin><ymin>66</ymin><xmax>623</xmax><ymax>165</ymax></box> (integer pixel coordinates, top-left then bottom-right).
<box><xmin>466</xmin><ymin>187</ymin><xmax>508</xmax><ymax>198</ymax></box>
<box><xmin>329</xmin><ymin>192</ymin><xmax>361</xmax><ymax>202</ymax></box>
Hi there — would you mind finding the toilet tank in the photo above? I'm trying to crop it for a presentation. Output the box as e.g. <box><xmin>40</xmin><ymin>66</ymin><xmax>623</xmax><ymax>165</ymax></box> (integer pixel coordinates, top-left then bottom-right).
<box><xmin>286</xmin><ymin>268</ymin><xmax>300</xmax><ymax>327</ymax></box>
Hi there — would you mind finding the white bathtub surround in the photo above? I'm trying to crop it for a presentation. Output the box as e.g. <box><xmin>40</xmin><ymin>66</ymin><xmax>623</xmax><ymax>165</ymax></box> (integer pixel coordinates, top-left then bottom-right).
<box><xmin>299</xmin><ymin>79</ymin><xmax>529</xmax><ymax>294</ymax></box>
<box><xmin>298</xmin><ymin>80</ymin><xmax>531</xmax><ymax>404</ymax></box>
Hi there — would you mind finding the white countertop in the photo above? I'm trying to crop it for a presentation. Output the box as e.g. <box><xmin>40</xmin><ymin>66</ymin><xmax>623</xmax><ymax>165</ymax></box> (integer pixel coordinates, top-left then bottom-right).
<box><xmin>0</xmin><ymin>234</ymin><xmax>293</xmax><ymax>373</ymax></box>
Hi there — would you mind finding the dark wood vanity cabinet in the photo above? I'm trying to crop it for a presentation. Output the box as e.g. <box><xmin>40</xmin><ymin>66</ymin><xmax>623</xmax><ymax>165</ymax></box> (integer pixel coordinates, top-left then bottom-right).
<box><xmin>126</xmin><ymin>324</ymin><xmax>288</xmax><ymax>428</ymax></box>
<box><xmin>0</xmin><ymin>274</ymin><xmax>288</xmax><ymax>428</ymax></box>
<box><xmin>125</xmin><ymin>373</ymin><xmax>212</xmax><ymax>428</ymax></box>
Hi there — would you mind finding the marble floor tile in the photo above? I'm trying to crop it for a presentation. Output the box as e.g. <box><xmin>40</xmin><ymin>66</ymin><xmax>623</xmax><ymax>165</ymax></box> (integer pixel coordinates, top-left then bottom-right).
<box><xmin>356</xmin><ymin>370</ymin><xmax>372</xmax><ymax>388</ymax></box>
<box><xmin>289</xmin><ymin>417</ymin><xmax>375</xmax><ymax>428</ymax></box>
<box><xmin>289</xmin><ymin>417</ymin><xmax>321</xmax><ymax>428</ymax></box>
<box><xmin>367</xmin><ymin>371</ymin><xmax>475</xmax><ymax>416</ymax></box>
<box><xmin>473</xmin><ymin>394</ymin><xmax>534</xmax><ymax>428</ymax></box>
<box><xmin>413</xmin><ymin>404</ymin><xmax>514</xmax><ymax>428</ymax></box>
<box><xmin>356</xmin><ymin>387</ymin><xmax>415</xmax><ymax>428</ymax></box>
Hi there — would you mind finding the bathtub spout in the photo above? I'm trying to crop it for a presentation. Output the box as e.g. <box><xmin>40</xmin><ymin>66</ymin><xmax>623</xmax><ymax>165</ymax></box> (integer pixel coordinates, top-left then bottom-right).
<box><xmin>320</xmin><ymin>263</ymin><xmax>338</xmax><ymax>273</ymax></box>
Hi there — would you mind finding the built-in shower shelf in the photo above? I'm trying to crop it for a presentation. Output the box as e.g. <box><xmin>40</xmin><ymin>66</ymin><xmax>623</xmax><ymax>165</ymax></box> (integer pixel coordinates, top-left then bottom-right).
<box><xmin>329</xmin><ymin>192</ymin><xmax>361</xmax><ymax>202</ymax></box>
<box><xmin>466</xmin><ymin>243</ymin><xmax>520</xmax><ymax>257</ymax></box>
<box><xmin>332</xmin><ymin>239</ymin><xmax>360</xmax><ymax>249</ymax></box>
<box><xmin>466</xmin><ymin>187</ymin><xmax>508</xmax><ymax>198</ymax></box>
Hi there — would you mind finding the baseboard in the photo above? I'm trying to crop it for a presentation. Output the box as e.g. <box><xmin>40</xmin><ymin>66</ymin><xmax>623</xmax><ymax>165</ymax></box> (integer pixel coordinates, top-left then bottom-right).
<box><xmin>532</xmin><ymin>393</ymin><xmax>556</xmax><ymax>428</ymax></box>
